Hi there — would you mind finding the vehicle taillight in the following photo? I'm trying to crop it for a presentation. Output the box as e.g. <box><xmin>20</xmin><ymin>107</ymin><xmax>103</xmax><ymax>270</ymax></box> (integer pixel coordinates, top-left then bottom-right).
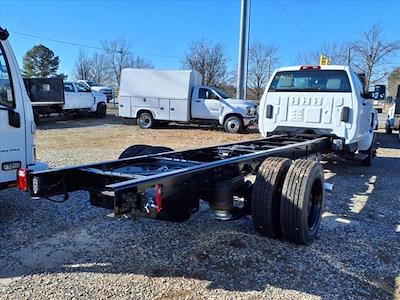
<box><xmin>300</xmin><ymin>66</ymin><xmax>321</xmax><ymax>70</ymax></box>
<box><xmin>18</xmin><ymin>168</ymin><xmax>29</xmax><ymax>191</ymax></box>
<box><xmin>155</xmin><ymin>184</ymin><xmax>162</xmax><ymax>213</ymax></box>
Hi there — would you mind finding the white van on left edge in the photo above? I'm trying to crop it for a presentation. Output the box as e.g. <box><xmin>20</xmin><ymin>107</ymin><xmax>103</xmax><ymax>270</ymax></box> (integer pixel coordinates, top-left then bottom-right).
<box><xmin>0</xmin><ymin>27</ymin><xmax>46</xmax><ymax>189</ymax></box>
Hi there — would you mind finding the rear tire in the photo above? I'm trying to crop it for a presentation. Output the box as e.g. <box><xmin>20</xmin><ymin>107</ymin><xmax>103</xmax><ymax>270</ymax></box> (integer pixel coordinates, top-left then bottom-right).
<box><xmin>252</xmin><ymin>157</ymin><xmax>292</xmax><ymax>239</ymax></box>
<box><xmin>280</xmin><ymin>159</ymin><xmax>325</xmax><ymax>245</ymax></box>
<box><xmin>95</xmin><ymin>103</ymin><xmax>107</xmax><ymax>118</ymax></box>
<box><xmin>223</xmin><ymin>116</ymin><xmax>244</xmax><ymax>134</ymax></box>
<box><xmin>360</xmin><ymin>133</ymin><xmax>376</xmax><ymax>167</ymax></box>
<box><xmin>137</xmin><ymin>112</ymin><xmax>154</xmax><ymax>129</ymax></box>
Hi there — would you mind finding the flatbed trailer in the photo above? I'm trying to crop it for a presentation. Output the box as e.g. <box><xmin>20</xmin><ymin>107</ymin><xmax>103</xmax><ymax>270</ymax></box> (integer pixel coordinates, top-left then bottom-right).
<box><xmin>19</xmin><ymin>134</ymin><xmax>333</xmax><ymax>245</ymax></box>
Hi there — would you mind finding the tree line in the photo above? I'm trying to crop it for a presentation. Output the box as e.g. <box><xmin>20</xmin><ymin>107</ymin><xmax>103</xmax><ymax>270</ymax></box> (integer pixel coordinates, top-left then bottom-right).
<box><xmin>22</xmin><ymin>23</ymin><xmax>400</xmax><ymax>99</ymax></box>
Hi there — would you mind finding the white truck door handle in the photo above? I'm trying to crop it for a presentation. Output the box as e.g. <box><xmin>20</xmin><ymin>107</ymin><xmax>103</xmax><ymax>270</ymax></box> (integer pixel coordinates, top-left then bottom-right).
<box><xmin>171</xmin><ymin>108</ymin><xmax>175</xmax><ymax>111</ymax></box>
<box><xmin>195</xmin><ymin>100</ymin><xmax>201</xmax><ymax>103</ymax></box>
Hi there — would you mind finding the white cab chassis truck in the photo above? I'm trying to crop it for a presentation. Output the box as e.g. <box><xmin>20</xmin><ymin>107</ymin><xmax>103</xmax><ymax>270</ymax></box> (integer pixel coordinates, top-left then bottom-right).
<box><xmin>118</xmin><ymin>69</ymin><xmax>257</xmax><ymax>133</ymax></box>
<box><xmin>0</xmin><ymin>27</ymin><xmax>376</xmax><ymax>245</ymax></box>
<box><xmin>0</xmin><ymin>28</ymin><xmax>45</xmax><ymax>189</ymax></box>
<box><xmin>24</xmin><ymin>78</ymin><xmax>107</xmax><ymax>123</ymax></box>
<box><xmin>259</xmin><ymin>65</ymin><xmax>378</xmax><ymax>166</ymax></box>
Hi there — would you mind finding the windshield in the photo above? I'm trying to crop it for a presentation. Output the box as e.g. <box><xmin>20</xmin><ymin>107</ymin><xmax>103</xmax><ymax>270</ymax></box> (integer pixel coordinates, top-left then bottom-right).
<box><xmin>269</xmin><ymin>70</ymin><xmax>352</xmax><ymax>92</ymax></box>
<box><xmin>213</xmin><ymin>88</ymin><xmax>230</xmax><ymax>99</ymax></box>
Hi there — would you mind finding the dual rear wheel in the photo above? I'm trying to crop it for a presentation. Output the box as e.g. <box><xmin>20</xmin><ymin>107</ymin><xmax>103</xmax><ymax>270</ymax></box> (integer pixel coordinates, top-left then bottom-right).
<box><xmin>251</xmin><ymin>157</ymin><xmax>325</xmax><ymax>245</ymax></box>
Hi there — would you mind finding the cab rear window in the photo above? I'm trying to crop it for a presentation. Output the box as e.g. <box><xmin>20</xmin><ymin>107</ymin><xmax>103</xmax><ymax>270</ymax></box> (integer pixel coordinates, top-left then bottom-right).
<box><xmin>269</xmin><ymin>70</ymin><xmax>352</xmax><ymax>92</ymax></box>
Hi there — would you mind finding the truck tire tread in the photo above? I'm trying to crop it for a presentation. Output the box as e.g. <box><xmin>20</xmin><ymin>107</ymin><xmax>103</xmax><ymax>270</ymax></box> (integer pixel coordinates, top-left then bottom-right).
<box><xmin>251</xmin><ymin>157</ymin><xmax>292</xmax><ymax>238</ymax></box>
<box><xmin>360</xmin><ymin>133</ymin><xmax>376</xmax><ymax>167</ymax></box>
<box><xmin>95</xmin><ymin>103</ymin><xmax>107</xmax><ymax>118</ymax></box>
<box><xmin>280</xmin><ymin>159</ymin><xmax>325</xmax><ymax>245</ymax></box>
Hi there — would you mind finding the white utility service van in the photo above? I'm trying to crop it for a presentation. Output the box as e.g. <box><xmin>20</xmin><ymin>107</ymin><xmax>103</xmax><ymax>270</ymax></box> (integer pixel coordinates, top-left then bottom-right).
<box><xmin>0</xmin><ymin>28</ymin><xmax>45</xmax><ymax>189</ymax></box>
<box><xmin>259</xmin><ymin>65</ymin><xmax>378</xmax><ymax>165</ymax></box>
<box><xmin>118</xmin><ymin>69</ymin><xmax>257</xmax><ymax>133</ymax></box>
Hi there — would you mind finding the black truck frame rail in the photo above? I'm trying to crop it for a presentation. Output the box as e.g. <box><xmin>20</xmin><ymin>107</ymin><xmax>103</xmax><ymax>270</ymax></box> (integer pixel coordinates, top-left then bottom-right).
<box><xmin>24</xmin><ymin>134</ymin><xmax>331</xmax><ymax>224</ymax></box>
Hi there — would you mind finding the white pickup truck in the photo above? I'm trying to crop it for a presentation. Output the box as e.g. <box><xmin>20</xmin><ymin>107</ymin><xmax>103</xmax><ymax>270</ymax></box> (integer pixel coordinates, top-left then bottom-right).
<box><xmin>63</xmin><ymin>81</ymin><xmax>107</xmax><ymax>116</ymax></box>
<box><xmin>24</xmin><ymin>78</ymin><xmax>107</xmax><ymax>122</ymax></box>
<box><xmin>118</xmin><ymin>69</ymin><xmax>257</xmax><ymax>133</ymax></box>
<box><xmin>77</xmin><ymin>80</ymin><xmax>115</xmax><ymax>103</ymax></box>
<box><xmin>259</xmin><ymin>65</ymin><xmax>378</xmax><ymax>165</ymax></box>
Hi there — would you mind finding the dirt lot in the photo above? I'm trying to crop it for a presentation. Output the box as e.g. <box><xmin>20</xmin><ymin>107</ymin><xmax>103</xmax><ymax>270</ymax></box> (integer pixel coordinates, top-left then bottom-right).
<box><xmin>0</xmin><ymin>113</ymin><xmax>399</xmax><ymax>300</ymax></box>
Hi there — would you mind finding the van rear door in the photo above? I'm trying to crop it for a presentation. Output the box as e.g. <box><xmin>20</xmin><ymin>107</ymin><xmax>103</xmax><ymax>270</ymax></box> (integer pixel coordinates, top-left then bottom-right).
<box><xmin>259</xmin><ymin>68</ymin><xmax>353</xmax><ymax>137</ymax></box>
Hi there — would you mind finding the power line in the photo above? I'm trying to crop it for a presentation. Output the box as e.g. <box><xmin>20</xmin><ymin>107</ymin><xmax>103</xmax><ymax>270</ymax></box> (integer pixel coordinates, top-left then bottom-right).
<box><xmin>9</xmin><ymin>30</ymin><xmax>182</xmax><ymax>60</ymax></box>
<box><xmin>10</xmin><ymin>30</ymin><xmax>104</xmax><ymax>51</ymax></box>
<box><xmin>274</xmin><ymin>0</ymin><xmax>313</xmax><ymax>44</ymax></box>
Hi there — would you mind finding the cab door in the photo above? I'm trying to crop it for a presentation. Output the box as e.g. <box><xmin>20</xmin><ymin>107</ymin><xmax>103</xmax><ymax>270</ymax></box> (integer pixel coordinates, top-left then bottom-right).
<box><xmin>63</xmin><ymin>82</ymin><xmax>75</xmax><ymax>108</ymax></box>
<box><xmin>191</xmin><ymin>88</ymin><xmax>221</xmax><ymax>120</ymax></box>
<box><xmin>0</xmin><ymin>42</ymin><xmax>26</xmax><ymax>184</ymax></box>
<box><xmin>69</xmin><ymin>83</ymin><xmax>92</xmax><ymax>109</ymax></box>
<box><xmin>75</xmin><ymin>83</ymin><xmax>93</xmax><ymax>108</ymax></box>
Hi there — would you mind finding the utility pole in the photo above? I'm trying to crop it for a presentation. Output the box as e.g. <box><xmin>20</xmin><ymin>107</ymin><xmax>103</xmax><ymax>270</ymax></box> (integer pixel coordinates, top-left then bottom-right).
<box><xmin>267</xmin><ymin>56</ymin><xmax>272</xmax><ymax>81</ymax></box>
<box><xmin>236</xmin><ymin>0</ymin><xmax>250</xmax><ymax>99</ymax></box>
<box><xmin>346</xmin><ymin>47</ymin><xmax>351</xmax><ymax>65</ymax></box>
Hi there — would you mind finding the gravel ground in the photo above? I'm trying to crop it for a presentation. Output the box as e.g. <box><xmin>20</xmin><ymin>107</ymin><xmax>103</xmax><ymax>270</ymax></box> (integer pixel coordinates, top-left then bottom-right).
<box><xmin>0</xmin><ymin>113</ymin><xmax>399</xmax><ymax>300</ymax></box>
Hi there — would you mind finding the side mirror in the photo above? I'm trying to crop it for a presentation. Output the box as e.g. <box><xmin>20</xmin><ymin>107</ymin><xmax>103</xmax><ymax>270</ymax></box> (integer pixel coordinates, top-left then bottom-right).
<box><xmin>8</xmin><ymin>110</ymin><xmax>20</xmax><ymax>128</ymax></box>
<box><xmin>214</xmin><ymin>95</ymin><xmax>220</xmax><ymax>100</ymax></box>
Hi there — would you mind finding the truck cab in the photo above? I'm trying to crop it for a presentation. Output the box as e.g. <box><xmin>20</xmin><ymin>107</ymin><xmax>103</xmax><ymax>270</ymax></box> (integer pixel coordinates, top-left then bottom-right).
<box><xmin>63</xmin><ymin>81</ymin><xmax>107</xmax><ymax>116</ymax></box>
<box><xmin>259</xmin><ymin>65</ymin><xmax>377</xmax><ymax>161</ymax></box>
<box><xmin>191</xmin><ymin>86</ymin><xmax>257</xmax><ymax>132</ymax></box>
<box><xmin>0</xmin><ymin>28</ymin><xmax>44</xmax><ymax>189</ymax></box>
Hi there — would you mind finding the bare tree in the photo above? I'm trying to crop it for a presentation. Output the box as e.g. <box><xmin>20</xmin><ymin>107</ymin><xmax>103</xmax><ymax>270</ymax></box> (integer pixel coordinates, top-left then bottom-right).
<box><xmin>247</xmin><ymin>42</ymin><xmax>279</xmax><ymax>100</ymax></box>
<box><xmin>102</xmin><ymin>39</ymin><xmax>154</xmax><ymax>85</ymax></box>
<box><xmin>351</xmin><ymin>23</ymin><xmax>400</xmax><ymax>92</ymax></box>
<box><xmin>101</xmin><ymin>39</ymin><xmax>133</xmax><ymax>85</ymax></box>
<box><xmin>295</xmin><ymin>42</ymin><xmax>348</xmax><ymax>65</ymax></box>
<box><xmin>388</xmin><ymin>67</ymin><xmax>400</xmax><ymax>98</ymax></box>
<box><xmin>127</xmin><ymin>55</ymin><xmax>154</xmax><ymax>69</ymax></box>
<box><xmin>182</xmin><ymin>39</ymin><xmax>228</xmax><ymax>86</ymax></box>
<box><xmin>90</xmin><ymin>53</ymin><xmax>113</xmax><ymax>86</ymax></box>
<box><xmin>73</xmin><ymin>49</ymin><xmax>92</xmax><ymax>80</ymax></box>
